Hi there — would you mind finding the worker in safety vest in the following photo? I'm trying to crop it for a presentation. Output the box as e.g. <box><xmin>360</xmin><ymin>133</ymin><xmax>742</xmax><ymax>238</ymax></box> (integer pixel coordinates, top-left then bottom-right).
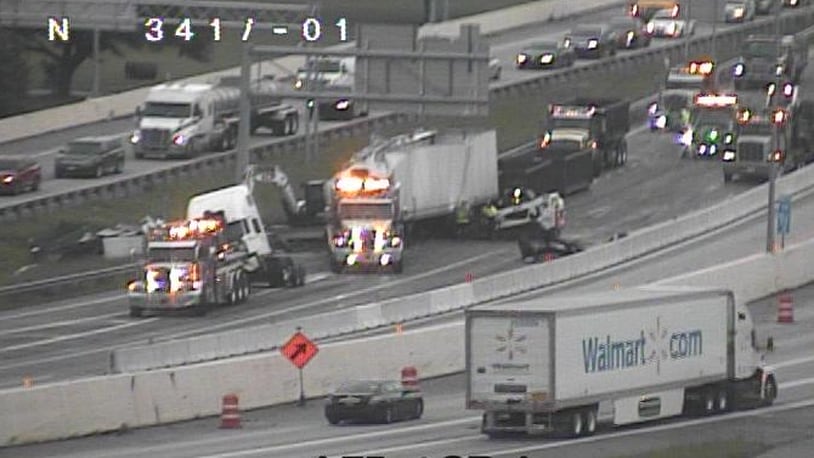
<box><xmin>480</xmin><ymin>200</ymin><xmax>499</xmax><ymax>238</ymax></box>
<box><xmin>455</xmin><ymin>200</ymin><xmax>471</xmax><ymax>237</ymax></box>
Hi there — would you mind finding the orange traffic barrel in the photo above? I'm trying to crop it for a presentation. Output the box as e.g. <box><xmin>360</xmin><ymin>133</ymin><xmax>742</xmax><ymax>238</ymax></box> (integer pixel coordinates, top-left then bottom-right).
<box><xmin>220</xmin><ymin>393</ymin><xmax>242</xmax><ymax>429</ymax></box>
<box><xmin>401</xmin><ymin>366</ymin><xmax>420</xmax><ymax>390</ymax></box>
<box><xmin>777</xmin><ymin>292</ymin><xmax>794</xmax><ymax>323</ymax></box>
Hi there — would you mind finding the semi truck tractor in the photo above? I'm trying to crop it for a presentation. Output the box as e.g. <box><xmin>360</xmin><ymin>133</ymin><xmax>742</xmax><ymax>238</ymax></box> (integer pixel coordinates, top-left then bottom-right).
<box><xmin>732</xmin><ymin>34</ymin><xmax>808</xmax><ymax>89</ymax></box>
<box><xmin>466</xmin><ymin>286</ymin><xmax>777</xmax><ymax>438</ymax></box>
<box><xmin>325</xmin><ymin>129</ymin><xmax>499</xmax><ymax>273</ymax></box>
<box><xmin>130</xmin><ymin>78</ymin><xmax>299</xmax><ymax>159</ymax></box>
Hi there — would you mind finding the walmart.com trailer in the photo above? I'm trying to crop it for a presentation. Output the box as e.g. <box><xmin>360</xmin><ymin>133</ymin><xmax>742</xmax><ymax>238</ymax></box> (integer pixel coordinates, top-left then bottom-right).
<box><xmin>465</xmin><ymin>286</ymin><xmax>777</xmax><ymax>438</ymax></box>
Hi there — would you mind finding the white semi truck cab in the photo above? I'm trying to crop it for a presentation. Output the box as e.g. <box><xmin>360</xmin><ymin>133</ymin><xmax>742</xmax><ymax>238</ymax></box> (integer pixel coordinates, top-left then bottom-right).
<box><xmin>466</xmin><ymin>287</ymin><xmax>776</xmax><ymax>438</ymax></box>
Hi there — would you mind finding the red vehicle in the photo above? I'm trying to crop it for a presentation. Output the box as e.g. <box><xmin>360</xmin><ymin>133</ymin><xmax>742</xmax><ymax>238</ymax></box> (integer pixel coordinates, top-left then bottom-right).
<box><xmin>0</xmin><ymin>157</ymin><xmax>41</xmax><ymax>195</ymax></box>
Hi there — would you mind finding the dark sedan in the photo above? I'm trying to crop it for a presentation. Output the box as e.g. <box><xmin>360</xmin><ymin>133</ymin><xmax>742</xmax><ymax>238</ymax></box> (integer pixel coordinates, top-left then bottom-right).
<box><xmin>565</xmin><ymin>24</ymin><xmax>618</xmax><ymax>59</ymax></box>
<box><xmin>0</xmin><ymin>157</ymin><xmax>41</xmax><ymax>195</ymax></box>
<box><xmin>515</xmin><ymin>40</ymin><xmax>576</xmax><ymax>69</ymax></box>
<box><xmin>324</xmin><ymin>380</ymin><xmax>423</xmax><ymax>425</ymax></box>
<box><xmin>55</xmin><ymin>135</ymin><xmax>126</xmax><ymax>178</ymax></box>
<box><xmin>607</xmin><ymin>16</ymin><xmax>652</xmax><ymax>50</ymax></box>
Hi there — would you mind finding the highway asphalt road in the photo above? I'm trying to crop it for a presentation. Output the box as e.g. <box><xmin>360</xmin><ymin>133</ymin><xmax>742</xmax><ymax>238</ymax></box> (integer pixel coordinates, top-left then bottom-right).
<box><xmin>0</xmin><ymin>111</ymin><xmax>764</xmax><ymax>389</ymax></box>
<box><xmin>0</xmin><ymin>2</ymin><xmax>809</xmax><ymax>390</ymax></box>
<box><xmin>5</xmin><ymin>198</ymin><xmax>814</xmax><ymax>458</ymax></box>
<box><xmin>0</xmin><ymin>1</ymin><xmax>750</xmax><ymax>210</ymax></box>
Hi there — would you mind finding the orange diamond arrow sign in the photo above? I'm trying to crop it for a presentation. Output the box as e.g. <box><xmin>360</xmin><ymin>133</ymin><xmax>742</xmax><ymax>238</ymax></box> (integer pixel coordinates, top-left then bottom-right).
<box><xmin>281</xmin><ymin>331</ymin><xmax>319</xmax><ymax>369</ymax></box>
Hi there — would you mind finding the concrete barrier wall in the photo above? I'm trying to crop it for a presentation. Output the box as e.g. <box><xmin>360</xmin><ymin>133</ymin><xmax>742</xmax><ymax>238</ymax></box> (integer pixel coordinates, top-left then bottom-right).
<box><xmin>0</xmin><ymin>321</ymin><xmax>464</xmax><ymax>446</ymax></box>
<box><xmin>5</xmin><ymin>236</ymin><xmax>814</xmax><ymax>447</ymax></box>
<box><xmin>110</xmin><ymin>162</ymin><xmax>814</xmax><ymax>373</ymax></box>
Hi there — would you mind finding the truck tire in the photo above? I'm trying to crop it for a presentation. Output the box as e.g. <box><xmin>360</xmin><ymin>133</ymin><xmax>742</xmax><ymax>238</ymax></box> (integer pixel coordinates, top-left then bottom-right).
<box><xmin>330</xmin><ymin>258</ymin><xmax>343</xmax><ymax>274</ymax></box>
<box><xmin>616</xmin><ymin>143</ymin><xmax>627</xmax><ymax>167</ymax></box>
<box><xmin>763</xmin><ymin>376</ymin><xmax>778</xmax><ymax>406</ymax></box>
<box><xmin>583</xmin><ymin>407</ymin><xmax>598</xmax><ymax>436</ymax></box>
<box><xmin>568</xmin><ymin>410</ymin><xmax>583</xmax><ymax>437</ymax></box>
<box><xmin>296</xmin><ymin>265</ymin><xmax>306</xmax><ymax>286</ymax></box>
<box><xmin>716</xmin><ymin>388</ymin><xmax>730</xmax><ymax>412</ymax></box>
<box><xmin>129</xmin><ymin>306</ymin><xmax>143</xmax><ymax>318</ymax></box>
<box><xmin>724</xmin><ymin>172</ymin><xmax>733</xmax><ymax>183</ymax></box>
<box><xmin>392</xmin><ymin>260</ymin><xmax>404</xmax><ymax>274</ymax></box>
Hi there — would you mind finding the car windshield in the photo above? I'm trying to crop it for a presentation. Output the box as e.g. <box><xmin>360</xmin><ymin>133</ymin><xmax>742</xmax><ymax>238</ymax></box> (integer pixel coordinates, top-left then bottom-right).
<box><xmin>745</xmin><ymin>41</ymin><xmax>778</xmax><ymax>58</ymax></box>
<box><xmin>66</xmin><ymin>142</ymin><xmax>104</xmax><ymax>155</ymax></box>
<box><xmin>0</xmin><ymin>159</ymin><xmax>23</xmax><ymax>169</ymax></box>
<box><xmin>336</xmin><ymin>381</ymin><xmax>381</xmax><ymax>393</ymax></box>
<box><xmin>610</xmin><ymin>18</ymin><xmax>635</xmax><ymax>28</ymax></box>
<box><xmin>652</xmin><ymin>10</ymin><xmax>677</xmax><ymax>19</ymax></box>
<box><xmin>142</xmin><ymin>102</ymin><xmax>191</xmax><ymax>118</ymax></box>
<box><xmin>529</xmin><ymin>41</ymin><xmax>557</xmax><ymax>51</ymax></box>
<box><xmin>572</xmin><ymin>26</ymin><xmax>600</xmax><ymax>36</ymax></box>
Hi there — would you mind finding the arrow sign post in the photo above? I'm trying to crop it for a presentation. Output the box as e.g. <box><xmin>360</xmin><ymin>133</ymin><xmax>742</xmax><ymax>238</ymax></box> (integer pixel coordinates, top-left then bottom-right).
<box><xmin>281</xmin><ymin>327</ymin><xmax>319</xmax><ymax>406</ymax></box>
<box><xmin>777</xmin><ymin>195</ymin><xmax>791</xmax><ymax>250</ymax></box>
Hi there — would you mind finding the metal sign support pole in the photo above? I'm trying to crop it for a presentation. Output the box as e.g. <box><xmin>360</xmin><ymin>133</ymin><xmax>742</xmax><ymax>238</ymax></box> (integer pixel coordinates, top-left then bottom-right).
<box><xmin>298</xmin><ymin>367</ymin><xmax>305</xmax><ymax>406</ymax></box>
<box><xmin>92</xmin><ymin>27</ymin><xmax>101</xmax><ymax>97</ymax></box>
<box><xmin>237</xmin><ymin>43</ymin><xmax>252</xmax><ymax>183</ymax></box>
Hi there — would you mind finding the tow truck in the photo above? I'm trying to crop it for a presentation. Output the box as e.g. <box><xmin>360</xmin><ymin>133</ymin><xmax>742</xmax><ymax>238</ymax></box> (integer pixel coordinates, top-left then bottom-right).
<box><xmin>127</xmin><ymin>217</ymin><xmax>251</xmax><ymax>317</ymax></box>
<box><xmin>649</xmin><ymin>60</ymin><xmax>716</xmax><ymax>131</ymax></box>
<box><xmin>680</xmin><ymin>94</ymin><xmax>739</xmax><ymax>159</ymax></box>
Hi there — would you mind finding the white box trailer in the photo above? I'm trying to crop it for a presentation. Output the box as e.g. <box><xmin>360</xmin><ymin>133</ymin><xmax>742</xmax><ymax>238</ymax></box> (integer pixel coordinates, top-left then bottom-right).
<box><xmin>386</xmin><ymin>130</ymin><xmax>498</xmax><ymax>222</ymax></box>
<box><xmin>466</xmin><ymin>286</ymin><xmax>777</xmax><ymax>438</ymax></box>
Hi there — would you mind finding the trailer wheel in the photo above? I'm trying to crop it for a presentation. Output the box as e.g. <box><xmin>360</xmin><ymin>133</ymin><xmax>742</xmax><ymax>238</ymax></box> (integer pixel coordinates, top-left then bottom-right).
<box><xmin>569</xmin><ymin>410</ymin><xmax>584</xmax><ymax>437</ymax></box>
<box><xmin>703</xmin><ymin>389</ymin><xmax>716</xmax><ymax>415</ymax></box>
<box><xmin>129</xmin><ymin>306</ymin><xmax>143</xmax><ymax>318</ymax></box>
<box><xmin>716</xmin><ymin>388</ymin><xmax>730</xmax><ymax>412</ymax></box>
<box><xmin>583</xmin><ymin>407</ymin><xmax>598</xmax><ymax>436</ymax></box>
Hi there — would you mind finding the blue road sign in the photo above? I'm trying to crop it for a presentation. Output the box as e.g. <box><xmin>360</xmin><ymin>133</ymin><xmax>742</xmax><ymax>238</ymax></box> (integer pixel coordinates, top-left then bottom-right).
<box><xmin>777</xmin><ymin>195</ymin><xmax>791</xmax><ymax>235</ymax></box>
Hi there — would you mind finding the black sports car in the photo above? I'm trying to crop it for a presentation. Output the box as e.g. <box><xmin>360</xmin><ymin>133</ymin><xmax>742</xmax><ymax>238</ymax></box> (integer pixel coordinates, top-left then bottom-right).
<box><xmin>325</xmin><ymin>380</ymin><xmax>423</xmax><ymax>425</ymax></box>
<box><xmin>515</xmin><ymin>40</ymin><xmax>576</xmax><ymax>69</ymax></box>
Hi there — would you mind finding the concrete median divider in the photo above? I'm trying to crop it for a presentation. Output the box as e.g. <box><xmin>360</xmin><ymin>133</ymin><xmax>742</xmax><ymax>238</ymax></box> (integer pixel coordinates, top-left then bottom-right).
<box><xmin>5</xmin><ymin>235</ymin><xmax>814</xmax><ymax>446</ymax></box>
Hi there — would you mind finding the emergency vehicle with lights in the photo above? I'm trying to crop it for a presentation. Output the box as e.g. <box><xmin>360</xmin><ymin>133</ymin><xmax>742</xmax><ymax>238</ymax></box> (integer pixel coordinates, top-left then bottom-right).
<box><xmin>680</xmin><ymin>94</ymin><xmax>739</xmax><ymax>159</ymax></box>
<box><xmin>468</xmin><ymin>287</ymin><xmax>778</xmax><ymax>439</ymax></box>
<box><xmin>127</xmin><ymin>217</ymin><xmax>251</xmax><ymax>317</ymax></box>
<box><xmin>326</xmin><ymin>129</ymin><xmax>499</xmax><ymax>273</ymax></box>
<box><xmin>627</xmin><ymin>0</ymin><xmax>679</xmax><ymax>21</ymax></box>
<box><xmin>732</xmin><ymin>35</ymin><xmax>808</xmax><ymax>90</ymax></box>
<box><xmin>649</xmin><ymin>60</ymin><xmax>716</xmax><ymax>131</ymax></box>
<box><xmin>541</xmin><ymin>98</ymin><xmax>630</xmax><ymax>178</ymax></box>
<box><xmin>130</xmin><ymin>78</ymin><xmax>298</xmax><ymax>159</ymax></box>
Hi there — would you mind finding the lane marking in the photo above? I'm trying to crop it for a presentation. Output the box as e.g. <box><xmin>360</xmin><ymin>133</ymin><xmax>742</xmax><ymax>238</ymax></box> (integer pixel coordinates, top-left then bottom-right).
<box><xmin>0</xmin><ymin>294</ymin><xmax>126</xmax><ymax>320</ymax></box>
<box><xmin>0</xmin><ymin>319</ymin><xmax>157</xmax><ymax>354</ymax></box>
<box><xmin>0</xmin><ymin>312</ymin><xmax>121</xmax><ymax>337</ymax></box>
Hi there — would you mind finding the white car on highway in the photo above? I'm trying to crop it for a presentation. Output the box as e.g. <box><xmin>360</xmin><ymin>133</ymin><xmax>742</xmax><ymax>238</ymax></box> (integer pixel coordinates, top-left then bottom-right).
<box><xmin>646</xmin><ymin>9</ymin><xmax>696</xmax><ymax>38</ymax></box>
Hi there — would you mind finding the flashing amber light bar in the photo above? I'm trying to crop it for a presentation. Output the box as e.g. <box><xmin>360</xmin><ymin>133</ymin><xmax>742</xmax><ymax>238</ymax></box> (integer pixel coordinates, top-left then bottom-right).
<box><xmin>550</xmin><ymin>105</ymin><xmax>597</xmax><ymax>119</ymax></box>
<box><xmin>336</xmin><ymin>174</ymin><xmax>391</xmax><ymax>193</ymax></box>
<box><xmin>155</xmin><ymin>218</ymin><xmax>223</xmax><ymax>241</ymax></box>
<box><xmin>694</xmin><ymin>94</ymin><xmax>737</xmax><ymax>107</ymax></box>
<box><xmin>688</xmin><ymin>61</ymin><xmax>714</xmax><ymax>75</ymax></box>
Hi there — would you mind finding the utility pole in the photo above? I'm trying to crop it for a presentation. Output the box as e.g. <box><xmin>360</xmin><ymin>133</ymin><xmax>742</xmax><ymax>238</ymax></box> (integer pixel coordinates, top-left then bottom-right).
<box><xmin>766</xmin><ymin>5</ymin><xmax>782</xmax><ymax>253</ymax></box>
<box><xmin>683</xmin><ymin>0</ymin><xmax>692</xmax><ymax>61</ymax></box>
